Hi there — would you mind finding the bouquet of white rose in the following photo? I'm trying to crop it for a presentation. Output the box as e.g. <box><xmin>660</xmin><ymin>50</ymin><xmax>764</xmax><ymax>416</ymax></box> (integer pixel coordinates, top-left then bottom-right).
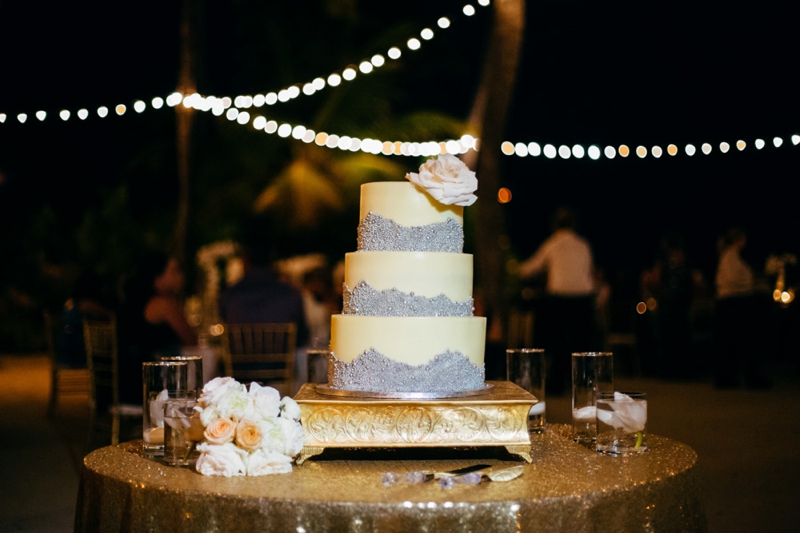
<box><xmin>193</xmin><ymin>377</ymin><xmax>305</xmax><ymax>477</ymax></box>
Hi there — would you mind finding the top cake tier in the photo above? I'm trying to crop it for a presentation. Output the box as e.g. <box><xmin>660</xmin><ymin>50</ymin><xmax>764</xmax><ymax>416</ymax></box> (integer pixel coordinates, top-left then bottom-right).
<box><xmin>357</xmin><ymin>182</ymin><xmax>464</xmax><ymax>253</ymax></box>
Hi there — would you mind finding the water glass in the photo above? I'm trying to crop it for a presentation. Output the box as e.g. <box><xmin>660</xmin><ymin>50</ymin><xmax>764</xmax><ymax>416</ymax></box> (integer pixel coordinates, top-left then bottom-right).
<box><xmin>163</xmin><ymin>397</ymin><xmax>200</xmax><ymax>466</ymax></box>
<box><xmin>142</xmin><ymin>361</ymin><xmax>187</xmax><ymax>457</ymax></box>
<box><xmin>596</xmin><ymin>392</ymin><xmax>648</xmax><ymax>456</ymax></box>
<box><xmin>571</xmin><ymin>352</ymin><xmax>613</xmax><ymax>443</ymax></box>
<box><xmin>506</xmin><ymin>348</ymin><xmax>546</xmax><ymax>433</ymax></box>
<box><xmin>161</xmin><ymin>354</ymin><xmax>205</xmax><ymax>398</ymax></box>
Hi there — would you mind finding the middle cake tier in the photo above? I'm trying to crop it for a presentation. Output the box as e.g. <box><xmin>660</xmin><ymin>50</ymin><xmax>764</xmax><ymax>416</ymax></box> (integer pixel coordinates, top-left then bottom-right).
<box><xmin>344</xmin><ymin>251</ymin><xmax>474</xmax><ymax>306</ymax></box>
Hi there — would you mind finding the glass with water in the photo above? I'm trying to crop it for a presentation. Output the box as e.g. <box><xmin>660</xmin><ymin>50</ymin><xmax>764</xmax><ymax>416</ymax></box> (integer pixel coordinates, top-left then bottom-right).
<box><xmin>142</xmin><ymin>361</ymin><xmax>188</xmax><ymax>457</ymax></box>
<box><xmin>163</xmin><ymin>397</ymin><xmax>200</xmax><ymax>466</ymax></box>
<box><xmin>506</xmin><ymin>348</ymin><xmax>547</xmax><ymax>433</ymax></box>
<box><xmin>596</xmin><ymin>391</ymin><xmax>648</xmax><ymax>456</ymax></box>
<box><xmin>571</xmin><ymin>352</ymin><xmax>613</xmax><ymax>443</ymax></box>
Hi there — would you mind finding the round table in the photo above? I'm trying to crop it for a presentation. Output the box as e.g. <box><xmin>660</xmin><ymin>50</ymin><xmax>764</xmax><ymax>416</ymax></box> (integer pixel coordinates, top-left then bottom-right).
<box><xmin>75</xmin><ymin>424</ymin><xmax>706</xmax><ymax>532</ymax></box>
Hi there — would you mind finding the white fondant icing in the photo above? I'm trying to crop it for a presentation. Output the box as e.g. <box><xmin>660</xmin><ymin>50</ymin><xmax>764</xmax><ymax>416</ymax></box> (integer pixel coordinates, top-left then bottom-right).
<box><xmin>360</xmin><ymin>182</ymin><xmax>463</xmax><ymax>227</ymax></box>
<box><xmin>345</xmin><ymin>251</ymin><xmax>473</xmax><ymax>301</ymax></box>
<box><xmin>330</xmin><ymin>315</ymin><xmax>486</xmax><ymax>367</ymax></box>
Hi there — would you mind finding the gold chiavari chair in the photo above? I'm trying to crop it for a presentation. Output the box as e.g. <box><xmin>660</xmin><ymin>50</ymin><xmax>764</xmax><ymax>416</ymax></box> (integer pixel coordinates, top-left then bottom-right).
<box><xmin>43</xmin><ymin>310</ymin><xmax>91</xmax><ymax>418</ymax></box>
<box><xmin>83</xmin><ymin>315</ymin><xmax>142</xmax><ymax>445</ymax></box>
<box><xmin>220</xmin><ymin>323</ymin><xmax>297</xmax><ymax>396</ymax></box>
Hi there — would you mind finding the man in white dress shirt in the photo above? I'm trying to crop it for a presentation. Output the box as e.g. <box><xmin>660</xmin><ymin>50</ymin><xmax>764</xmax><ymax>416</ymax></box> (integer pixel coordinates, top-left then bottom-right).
<box><xmin>519</xmin><ymin>207</ymin><xmax>597</xmax><ymax>395</ymax></box>
<box><xmin>714</xmin><ymin>226</ymin><xmax>771</xmax><ymax>389</ymax></box>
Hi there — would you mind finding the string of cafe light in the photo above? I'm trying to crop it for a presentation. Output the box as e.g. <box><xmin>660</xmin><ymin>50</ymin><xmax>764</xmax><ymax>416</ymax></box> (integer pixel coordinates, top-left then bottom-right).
<box><xmin>0</xmin><ymin>1</ymin><xmax>491</xmax><ymax>125</ymax></box>
<box><xmin>499</xmin><ymin>136</ymin><xmax>800</xmax><ymax>160</ymax></box>
<box><xmin>215</xmin><ymin>99</ymin><xmax>800</xmax><ymax>160</ymax></box>
<box><xmin>0</xmin><ymin>0</ymin><xmax>797</xmax><ymax>162</ymax></box>
<box><xmin>3</xmin><ymin>83</ymin><xmax>797</xmax><ymax>162</ymax></box>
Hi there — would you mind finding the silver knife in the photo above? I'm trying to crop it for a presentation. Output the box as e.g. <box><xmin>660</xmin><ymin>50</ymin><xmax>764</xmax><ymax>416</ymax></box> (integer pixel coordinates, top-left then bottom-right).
<box><xmin>382</xmin><ymin>463</ymin><xmax>492</xmax><ymax>485</ymax></box>
<box><xmin>432</xmin><ymin>463</ymin><xmax>492</xmax><ymax>479</ymax></box>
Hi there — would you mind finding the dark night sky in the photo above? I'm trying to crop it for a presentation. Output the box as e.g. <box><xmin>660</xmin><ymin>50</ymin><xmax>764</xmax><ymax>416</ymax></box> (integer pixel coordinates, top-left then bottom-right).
<box><xmin>1</xmin><ymin>1</ymin><xmax>797</xmax><ymax>287</ymax></box>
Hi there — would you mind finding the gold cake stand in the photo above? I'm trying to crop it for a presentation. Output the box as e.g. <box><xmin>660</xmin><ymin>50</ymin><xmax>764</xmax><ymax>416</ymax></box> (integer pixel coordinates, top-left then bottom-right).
<box><xmin>294</xmin><ymin>380</ymin><xmax>537</xmax><ymax>464</ymax></box>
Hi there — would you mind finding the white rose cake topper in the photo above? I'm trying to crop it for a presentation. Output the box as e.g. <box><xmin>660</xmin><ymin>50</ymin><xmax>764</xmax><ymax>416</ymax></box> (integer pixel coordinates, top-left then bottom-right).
<box><xmin>405</xmin><ymin>153</ymin><xmax>478</xmax><ymax>206</ymax></box>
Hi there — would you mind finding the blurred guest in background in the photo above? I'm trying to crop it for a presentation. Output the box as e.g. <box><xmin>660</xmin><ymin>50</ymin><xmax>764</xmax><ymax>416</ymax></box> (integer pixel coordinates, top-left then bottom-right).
<box><xmin>218</xmin><ymin>233</ymin><xmax>309</xmax><ymax>391</ymax></box>
<box><xmin>300</xmin><ymin>265</ymin><xmax>337</xmax><ymax>350</ymax></box>
<box><xmin>117</xmin><ymin>251</ymin><xmax>198</xmax><ymax>404</ymax></box>
<box><xmin>218</xmin><ymin>237</ymin><xmax>308</xmax><ymax>345</ymax></box>
<box><xmin>641</xmin><ymin>231</ymin><xmax>697</xmax><ymax>379</ymax></box>
<box><xmin>56</xmin><ymin>268</ymin><xmax>116</xmax><ymax>368</ymax></box>
<box><xmin>714</xmin><ymin>225</ymin><xmax>772</xmax><ymax>389</ymax></box>
<box><xmin>518</xmin><ymin>206</ymin><xmax>597</xmax><ymax>395</ymax></box>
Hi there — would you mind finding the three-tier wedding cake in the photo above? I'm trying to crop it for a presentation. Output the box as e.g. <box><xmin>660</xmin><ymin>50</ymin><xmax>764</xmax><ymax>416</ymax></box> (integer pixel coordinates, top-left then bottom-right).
<box><xmin>327</xmin><ymin>154</ymin><xmax>486</xmax><ymax>394</ymax></box>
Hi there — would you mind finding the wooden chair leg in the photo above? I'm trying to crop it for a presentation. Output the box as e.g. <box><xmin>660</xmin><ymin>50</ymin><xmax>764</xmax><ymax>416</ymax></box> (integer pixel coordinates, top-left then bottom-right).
<box><xmin>111</xmin><ymin>412</ymin><xmax>120</xmax><ymax>446</ymax></box>
<box><xmin>86</xmin><ymin>410</ymin><xmax>97</xmax><ymax>451</ymax></box>
<box><xmin>47</xmin><ymin>371</ymin><xmax>58</xmax><ymax>418</ymax></box>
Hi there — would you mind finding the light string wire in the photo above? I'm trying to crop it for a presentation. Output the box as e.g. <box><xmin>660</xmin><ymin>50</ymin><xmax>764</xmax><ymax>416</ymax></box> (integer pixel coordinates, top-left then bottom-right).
<box><xmin>1</xmin><ymin>0</ymin><xmax>798</xmax><ymax>160</ymax></box>
<box><xmin>0</xmin><ymin>1</ymin><xmax>489</xmax><ymax>126</ymax></box>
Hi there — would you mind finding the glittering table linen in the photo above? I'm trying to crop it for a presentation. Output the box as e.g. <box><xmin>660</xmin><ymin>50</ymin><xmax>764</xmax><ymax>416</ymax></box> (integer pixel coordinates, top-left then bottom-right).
<box><xmin>75</xmin><ymin>424</ymin><xmax>706</xmax><ymax>533</ymax></box>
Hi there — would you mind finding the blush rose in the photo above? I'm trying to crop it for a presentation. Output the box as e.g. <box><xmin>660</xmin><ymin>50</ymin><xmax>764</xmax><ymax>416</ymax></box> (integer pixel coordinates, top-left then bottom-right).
<box><xmin>204</xmin><ymin>417</ymin><xmax>236</xmax><ymax>445</ymax></box>
<box><xmin>235</xmin><ymin>419</ymin><xmax>263</xmax><ymax>451</ymax></box>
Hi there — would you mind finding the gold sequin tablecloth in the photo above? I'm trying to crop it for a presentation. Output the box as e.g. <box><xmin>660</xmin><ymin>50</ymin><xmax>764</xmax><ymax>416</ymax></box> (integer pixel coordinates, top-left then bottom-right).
<box><xmin>74</xmin><ymin>424</ymin><xmax>706</xmax><ymax>533</ymax></box>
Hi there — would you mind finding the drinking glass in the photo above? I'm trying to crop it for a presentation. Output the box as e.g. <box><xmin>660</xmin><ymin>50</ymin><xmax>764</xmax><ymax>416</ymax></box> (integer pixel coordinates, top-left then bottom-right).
<box><xmin>596</xmin><ymin>391</ymin><xmax>648</xmax><ymax>456</ymax></box>
<box><xmin>142</xmin><ymin>361</ymin><xmax>187</xmax><ymax>457</ymax></box>
<box><xmin>506</xmin><ymin>348</ymin><xmax>546</xmax><ymax>433</ymax></box>
<box><xmin>163</xmin><ymin>397</ymin><xmax>200</xmax><ymax>466</ymax></box>
<box><xmin>571</xmin><ymin>352</ymin><xmax>613</xmax><ymax>443</ymax></box>
<box><xmin>160</xmin><ymin>354</ymin><xmax>204</xmax><ymax>399</ymax></box>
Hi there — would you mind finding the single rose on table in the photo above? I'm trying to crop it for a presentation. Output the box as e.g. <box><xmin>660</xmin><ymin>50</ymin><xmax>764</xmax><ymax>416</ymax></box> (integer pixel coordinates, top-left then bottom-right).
<box><xmin>596</xmin><ymin>392</ymin><xmax>647</xmax><ymax>433</ymax></box>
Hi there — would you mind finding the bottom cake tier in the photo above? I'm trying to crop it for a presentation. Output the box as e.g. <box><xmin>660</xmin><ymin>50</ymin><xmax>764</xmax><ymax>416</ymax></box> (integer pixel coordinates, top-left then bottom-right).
<box><xmin>329</xmin><ymin>315</ymin><xmax>486</xmax><ymax>393</ymax></box>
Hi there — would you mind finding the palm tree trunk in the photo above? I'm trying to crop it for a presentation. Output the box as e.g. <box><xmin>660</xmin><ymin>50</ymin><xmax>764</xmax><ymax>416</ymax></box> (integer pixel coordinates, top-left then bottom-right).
<box><xmin>467</xmin><ymin>0</ymin><xmax>526</xmax><ymax>340</ymax></box>
<box><xmin>175</xmin><ymin>0</ymin><xmax>199</xmax><ymax>266</ymax></box>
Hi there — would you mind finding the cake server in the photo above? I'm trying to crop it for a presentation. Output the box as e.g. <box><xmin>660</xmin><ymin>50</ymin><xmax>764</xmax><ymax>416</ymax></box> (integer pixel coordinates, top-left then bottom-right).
<box><xmin>438</xmin><ymin>465</ymin><xmax>525</xmax><ymax>489</ymax></box>
<box><xmin>432</xmin><ymin>463</ymin><xmax>493</xmax><ymax>479</ymax></box>
<box><xmin>382</xmin><ymin>464</ymin><xmax>492</xmax><ymax>486</ymax></box>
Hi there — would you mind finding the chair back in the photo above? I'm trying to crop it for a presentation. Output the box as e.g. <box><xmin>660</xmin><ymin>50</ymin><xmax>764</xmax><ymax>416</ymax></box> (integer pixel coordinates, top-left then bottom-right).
<box><xmin>83</xmin><ymin>316</ymin><xmax>120</xmax><ymax>419</ymax></box>
<box><xmin>43</xmin><ymin>309</ymin><xmax>60</xmax><ymax>364</ymax></box>
<box><xmin>221</xmin><ymin>322</ymin><xmax>297</xmax><ymax>396</ymax></box>
<box><xmin>44</xmin><ymin>310</ymin><xmax>90</xmax><ymax>417</ymax></box>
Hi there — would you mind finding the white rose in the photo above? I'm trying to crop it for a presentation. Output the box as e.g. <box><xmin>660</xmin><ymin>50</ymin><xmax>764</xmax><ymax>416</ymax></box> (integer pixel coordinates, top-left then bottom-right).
<box><xmin>278</xmin><ymin>417</ymin><xmax>306</xmax><ymax>457</ymax></box>
<box><xmin>198</xmin><ymin>404</ymin><xmax>218</xmax><ymax>427</ymax></box>
<box><xmin>405</xmin><ymin>154</ymin><xmax>478</xmax><ymax>206</ymax></box>
<box><xmin>279</xmin><ymin>396</ymin><xmax>302</xmax><ymax>421</ymax></box>
<box><xmin>256</xmin><ymin>417</ymin><xmax>286</xmax><ymax>455</ymax></box>
<box><xmin>246</xmin><ymin>449</ymin><xmax>293</xmax><ymax>476</ymax></box>
<box><xmin>250</xmin><ymin>382</ymin><xmax>281</xmax><ymax>419</ymax></box>
<box><xmin>195</xmin><ymin>442</ymin><xmax>247</xmax><ymax>477</ymax></box>
<box><xmin>214</xmin><ymin>387</ymin><xmax>254</xmax><ymax>421</ymax></box>
<box><xmin>199</xmin><ymin>377</ymin><xmax>245</xmax><ymax>408</ymax></box>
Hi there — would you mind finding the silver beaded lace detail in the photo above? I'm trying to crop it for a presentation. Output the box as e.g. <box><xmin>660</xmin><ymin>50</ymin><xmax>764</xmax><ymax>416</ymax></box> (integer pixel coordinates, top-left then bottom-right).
<box><xmin>342</xmin><ymin>281</ymin><xmax>474</xmax><ymax>317</ymax></box>
<box><xmin>357</xmin><ymin>212</ymin><xmax>463</xmax><ymax>253</ymax></box>
<box><xmin>328</xmin><ymin>348</ymin><xmax>485</xmax><ymax>392</ymax></box>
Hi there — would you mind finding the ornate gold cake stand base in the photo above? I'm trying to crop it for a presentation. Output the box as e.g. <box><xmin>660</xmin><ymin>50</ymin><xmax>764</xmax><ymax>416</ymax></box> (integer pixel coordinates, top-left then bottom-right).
<box><xmin>294</xmin><ymin>380</ymin><xmax>537</xmax><ymax>464</ymax></box>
